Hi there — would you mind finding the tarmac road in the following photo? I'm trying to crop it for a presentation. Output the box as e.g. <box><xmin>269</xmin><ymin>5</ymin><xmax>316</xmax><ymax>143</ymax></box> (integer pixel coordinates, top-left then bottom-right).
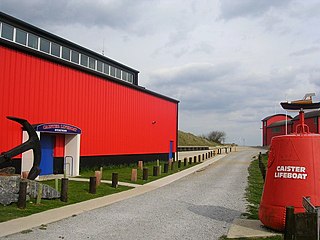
<box><xmin>2</xmin><ymin>147</ymin><xmax>263</xmax><ymax>240</ymax></box>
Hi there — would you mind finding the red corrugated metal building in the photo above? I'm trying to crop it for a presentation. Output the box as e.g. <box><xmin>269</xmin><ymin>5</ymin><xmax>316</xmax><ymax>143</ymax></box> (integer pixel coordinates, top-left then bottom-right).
<box><xmin>262</xmin><ymin>111</ymin><xmax>320</xmax><ymax>146</ymax></box>
<box><xmin>261</xmin><ymin>114</ymin><xmax>291</xmax><ymax>146</ymax></box>
<box><xmin>0</xmin><ymin>12</ymin><xmax>179</xmax><ymax>176</ymax></box>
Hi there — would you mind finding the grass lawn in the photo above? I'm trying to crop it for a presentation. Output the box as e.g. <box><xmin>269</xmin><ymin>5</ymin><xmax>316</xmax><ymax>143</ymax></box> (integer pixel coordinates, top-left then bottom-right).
<box><xmin>220</xmin><ymin>153</ymin><xmax>284</xmax><ymax>240</ymax></box>
<box><xmin>0</xmin><ymin>180</ymin><xmax>131</xmax><ymax>223</ymax></box>
<box><xmin>79</xmin><ymin>159</ymin><xmax>201</xmax><ymax>184</ymax></box>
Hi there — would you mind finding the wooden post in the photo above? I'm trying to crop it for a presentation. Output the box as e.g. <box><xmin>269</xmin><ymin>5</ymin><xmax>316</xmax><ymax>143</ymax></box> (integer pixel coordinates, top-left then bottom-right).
<box><xmin>153</xmin><ymin>166</ymin><xmax>160</xmax><ymax>176</ymax></box>
<box><xmin>138</xmin><ymin>161</ymin><xmax>143</xmax><ymax>170</ymax></box>
<box><xmin>189</xmin><ymin>157</ymin><xmax>192</xmax><ymax>165</ymax></box>
<box><xmin>36</xmin><ymin>183</ymin><xmax>42</xmax><ymax>205</ymax></box>
<box><xmin>95</xmin><ymin>171</ymin><xmax>101</xmax><ymax>186</ymax></box>
<box><xmin>184</xmin><ymin>158</ymin><xmax>187</xmax><ymax>166</ymax></box>
<box><xmin>164</xmin><ymin>163</ymin><xmax>169</xmax><ymax>173</ymax></box>
<box><xmin>60</xmin><ymin>178</ymin><xmax>68</xmax><ymax>202</ymax></box>
<box><xmin>143</xmin><ymin>168</ymin><xmax>148</xmax><ymax>180</ymax></box>
<box><xmin>89</xmin><ymin>176</ymin><xmax>97</xmax><ymax>194</ymax></box>
<box><xmin>100</xmin><ymin>167</ymin><xmax>103</xmax><ymax>177</ymax></box>
<box><xmin>194</xmin><ymin>156</ymin><xmax>197</xmax><ymax>163</ymax></box>
<box><xmin>17</xmin><ymin>180</ymin><xmax>27</xmax><ymax>209</ymax></box>
<box><xmin>55</xmin><ymin>178</ymin><xmax>59</xmax><ymax>191</ymax></box>
<box><xmin>198</xmin><ymin>155</ymin><xmax>201</xmax><ymax>162</ymax></box>
<box><xmin>178</xmin><ymin>160</ymin><xmax>181</xmax><ymax>168</ymax></box>
<box><xmin>21</xmin><ymin>171</ymin><xmax>29</xmax><ymax>179</ymax></box>
<box><xmin>284</xmin><ymin>206</ymin><xmax>295</xmax><ymax>240</ymax></box>
<box><xmin>112</xmin><ymin>173</ymin><xmax>118</xmax><ymax>188</ymax></box>
<box><xmin>131</xmin><ymin>168</ymin><xmax>137</xmax><ymax>182</ymax></box>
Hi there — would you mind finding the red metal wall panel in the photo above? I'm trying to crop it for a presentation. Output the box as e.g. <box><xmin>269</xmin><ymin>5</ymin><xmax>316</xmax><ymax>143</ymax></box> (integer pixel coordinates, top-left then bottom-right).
<box><xmin>54</xmin><ymin>134</ymin><xmax>65</xmax><ymax>157</ymax></box>
<box><xmin>0</xmin><ymin>46</ymin><xmax>178</xmax><ymax>157</ymax></box>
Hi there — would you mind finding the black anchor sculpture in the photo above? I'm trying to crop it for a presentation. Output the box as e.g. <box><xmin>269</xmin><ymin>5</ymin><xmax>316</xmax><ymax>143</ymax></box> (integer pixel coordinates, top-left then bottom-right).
<box><xmin>0</xmin><ymin>116</ymin><xmax>41</xmax><ymax>180</ymax></box>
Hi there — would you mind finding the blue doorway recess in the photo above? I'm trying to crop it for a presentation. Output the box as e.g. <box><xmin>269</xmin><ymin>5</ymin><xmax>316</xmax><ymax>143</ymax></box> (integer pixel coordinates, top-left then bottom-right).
<box><xmin>169</xmin><ymin>141</ymin><xmax>174</xmax><ymax>160</ymax></box>
<box><xmin>40</xmin><ymin>134</ymin><xmax>54</xmax><ymax>175</ymax></box>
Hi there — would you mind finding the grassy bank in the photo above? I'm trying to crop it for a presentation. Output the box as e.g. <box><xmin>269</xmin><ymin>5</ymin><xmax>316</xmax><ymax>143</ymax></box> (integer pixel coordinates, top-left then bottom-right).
<box><xmin>178</xmin><ymin>130</ymin><xmax>218</xmax><ymax>146</ymax></box>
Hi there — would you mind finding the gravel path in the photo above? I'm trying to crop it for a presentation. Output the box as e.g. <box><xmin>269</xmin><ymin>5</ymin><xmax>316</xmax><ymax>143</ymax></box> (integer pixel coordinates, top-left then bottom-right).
<box><xmin>3</xmin><ymin>147</ymin><xmax>262</xmax><ymax>240</ymax></box>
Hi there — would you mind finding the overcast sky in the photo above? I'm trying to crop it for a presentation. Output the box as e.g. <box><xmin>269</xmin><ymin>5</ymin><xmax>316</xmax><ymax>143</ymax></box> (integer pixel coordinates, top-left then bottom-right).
<box><xmin>1</xmin><ymin>0</ymin><xmax>320</xmax><ymax>146</ymax></box>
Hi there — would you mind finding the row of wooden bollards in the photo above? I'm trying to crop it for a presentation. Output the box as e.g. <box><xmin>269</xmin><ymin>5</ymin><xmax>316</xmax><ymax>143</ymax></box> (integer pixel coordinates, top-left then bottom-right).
<box><xmin>17</xmin><ymin>148</ymin><xmax>233</xmax><ymax>209</ymax></box>
<box><xmin>17</xmin><ymin>177</ymin><xmax>69</xmax><ymax>209</ymax></box>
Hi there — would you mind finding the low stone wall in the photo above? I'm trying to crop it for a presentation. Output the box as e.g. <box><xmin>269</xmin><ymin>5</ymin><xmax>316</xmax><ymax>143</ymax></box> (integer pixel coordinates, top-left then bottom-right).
<box><xmin>0</xmin><ymin>175</ymin><xmax>60</xmax><ymax>205</ymax></box>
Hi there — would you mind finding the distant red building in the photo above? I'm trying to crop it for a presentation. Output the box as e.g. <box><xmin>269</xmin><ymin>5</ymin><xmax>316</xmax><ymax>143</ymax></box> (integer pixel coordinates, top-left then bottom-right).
<box><xmin>262</xmin><ymin>114</ymin><xmax>292</xmax><ymax>146</ymax></box>
<box><xmin>262</xmin><ymin>111</ymin><xmax>320</xmax><ymax>146</ymax></box>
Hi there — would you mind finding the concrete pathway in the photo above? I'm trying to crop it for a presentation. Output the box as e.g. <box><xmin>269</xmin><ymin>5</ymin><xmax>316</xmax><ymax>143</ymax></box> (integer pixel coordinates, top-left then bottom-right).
<box><xmin>0</xmin><ymin>153</ymin><xmax>226</xmax><ymax>238</ymax></box>
<box><xmin>0</xmin><ymin>147</ymin><xmax>275</xmax><ymax>239</ymax></box>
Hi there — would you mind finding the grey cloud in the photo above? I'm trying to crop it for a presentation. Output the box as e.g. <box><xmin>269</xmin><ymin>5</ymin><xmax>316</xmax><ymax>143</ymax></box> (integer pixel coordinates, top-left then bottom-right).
<box><xmin>0</xmin><ymin>0</ymin><xmax>149</xmax><ymax>31</ymax></box>
<box><xmin>149</xmin><ymin>62</ymin><xmax>272</xmax><ymax>113</ymax></box>
<box><xmin>290</xmin><ymin>47</ymin><xmax>320</xmax><ymax>57</ymax></box>
<box><xmin>219</xmin><ymin>0</ymin><xmax>293</xmax><ymax>20</ymax></box>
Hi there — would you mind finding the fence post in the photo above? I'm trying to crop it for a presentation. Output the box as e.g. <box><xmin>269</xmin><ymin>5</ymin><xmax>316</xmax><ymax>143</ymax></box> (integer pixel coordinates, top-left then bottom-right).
<box><xmin>89</xmin><ymin>176</ymin><xmax>97</xmax><ymax>194</ymax></box>
<box><xmin>61</xmin><ymin>178</ymin><xmax>68</xmax><ymax>202</ymax></box>
<box><xmin>184</xmin><ymin>158</ymin><xmax>187</xmax><ymax>166</ymax></box>
<box><xmin>153</xmin><ymin>166</ymin><xmax>159</xmax><ymax>176</ymax></box>
<box><xmin>164</xmin><ymin>163</ymin><xmax>169</xmax><ymax>173</ymax></box>
<box><xmin>143</xmin><ymin>168</ymin><xmax>148</xmax><ymax>180</ymax></box>
<box><xmin>112</xmin><ymin>173</ymin><xmax>118</xmax><ymax>188</ymax></box>
<box><xmin>131</xmin><ymin>168</ymin><xmax>137</xmax><ymax>182</ymax></box>
<box><xmin>36</xmin><ymin>183</ymin><xmax>43</xmax><ymax>204</ymax></box>
<box><xmin>258</xmin><ymin>152</ymin><xmax>266</xmax><ymax>182</ymax></box>
<box><xmin>17</xmin><ymin>180</ymin><xmax>28</xmax><ymax>209</ymax></box>
<box><xmin>284</xmin><ymin>206</ymin><xmax>295</xmax><ymax>240</ymax></box>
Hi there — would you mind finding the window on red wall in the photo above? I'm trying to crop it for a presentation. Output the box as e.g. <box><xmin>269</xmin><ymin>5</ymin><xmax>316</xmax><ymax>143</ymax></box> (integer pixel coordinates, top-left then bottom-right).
<box><xmin>272</xmin><ymin>127</ymin><xmax>281</xmax><ymax>133</ymax></box>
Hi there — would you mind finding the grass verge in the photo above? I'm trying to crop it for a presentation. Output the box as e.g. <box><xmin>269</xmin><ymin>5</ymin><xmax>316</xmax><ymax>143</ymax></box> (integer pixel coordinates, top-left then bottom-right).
<box><xmin>0</xmin><ymin>180</ymin><xmax>131</xmax><ymax>223</ymax></box>
<box><xmin>79</xmin><ymin>160</ymin><xmax>201</xmax><ymax>184</ymax></box>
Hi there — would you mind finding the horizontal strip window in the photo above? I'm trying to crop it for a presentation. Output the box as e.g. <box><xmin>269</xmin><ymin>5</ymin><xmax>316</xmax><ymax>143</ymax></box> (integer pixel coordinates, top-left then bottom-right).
<box><xmin>15</xmin><ymin>28</ymin><xmax>27</xmax><ymax>45</ymax></box>
<box><xmin>0</xmin><ymin>21</ymin><xmax>136</xmax><ymax>84</ymax></box>
<box><xmin>71</xmin><ymin>50</ymin><xmax>79</xmax><ymax>64</ymax></box>
<box><xmin>40</xmin><ymin>38</ymin><xmax>50</xmax><ymax>53</ymax></box>
<box><xmin>28</xmin><ymin>33</ymin><xmax>38</xmax><ymax>49</ymax></box>
<box><xmin>51</xmin><ymin>42</ymin><xmax>60</xmax><ymax>57</ymax></box>
<box><xmin>1</xmin><ymin>23</ymin><xmax>14</xmax><ymax>41</ymax></box>
<box><xmin>62</xmin><ymin>46</ymin><xmax>70</xmax><ymax>61</ymax></box>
